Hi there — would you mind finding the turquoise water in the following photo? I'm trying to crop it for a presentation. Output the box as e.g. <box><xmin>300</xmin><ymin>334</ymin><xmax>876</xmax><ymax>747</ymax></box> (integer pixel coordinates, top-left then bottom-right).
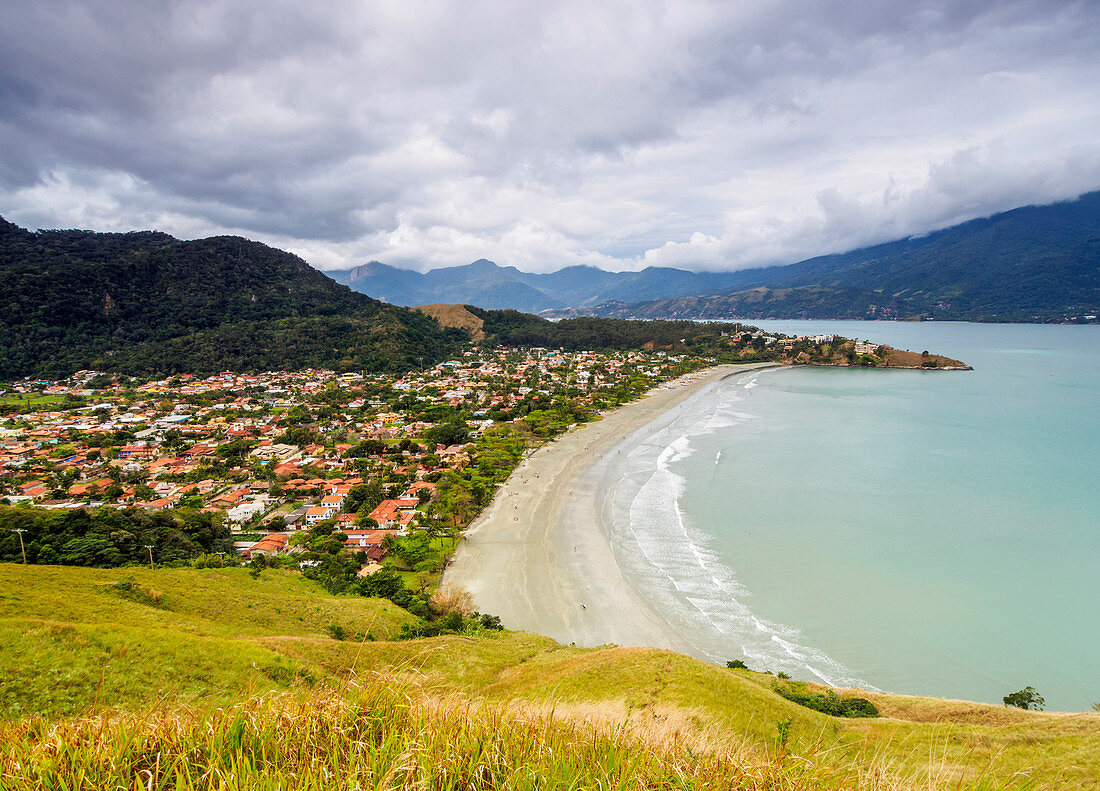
<box><xmin>606</xmin><ymin>323</ymin><xmax>1099</xmax><ymax>712</ymax></box>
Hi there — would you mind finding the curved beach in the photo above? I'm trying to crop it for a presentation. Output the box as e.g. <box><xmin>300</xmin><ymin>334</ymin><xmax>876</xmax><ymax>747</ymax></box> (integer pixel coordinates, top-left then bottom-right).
<box><xmin>444</xmin><ymin>363</ymin><xmax>776</xmax><ymax>653</ymax></box>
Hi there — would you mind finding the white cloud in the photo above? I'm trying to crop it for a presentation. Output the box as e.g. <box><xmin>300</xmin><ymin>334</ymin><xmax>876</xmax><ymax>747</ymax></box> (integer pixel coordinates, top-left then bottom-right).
<box><xmin>1</xmin><ymin>0</ymin><xmax>1098</xmax><ymax>273</ymax></box>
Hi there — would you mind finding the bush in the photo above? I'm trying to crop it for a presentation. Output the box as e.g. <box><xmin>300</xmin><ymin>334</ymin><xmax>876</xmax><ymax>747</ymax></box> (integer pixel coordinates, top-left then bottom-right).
<box><xmin>774</xmin><ymin>684</ymin><xmax>878</xmax><ymax>718</ymax></box>
<box><xmin>1003</xmin><ymin>686</ymin><xmax>1045</xmax><ymax>711</ymax></box>
<box><xmin>726</xmin><ymin>659</ymin><xmax>748</xmax><ymax>670</ymax></box>
<box><xmin>106</xmin><ymin>577</ymin><xmax>165</xmax><ymax>608</ymax></box>
<box><xmin>476</xmin><ymin>613</ymin><xmax>503</xmax><ymax>630</ymax></box>
<box><xmin>430</xmin><ymin>583</ymin><xmax>475</xmax><ymax>617</ymax></box>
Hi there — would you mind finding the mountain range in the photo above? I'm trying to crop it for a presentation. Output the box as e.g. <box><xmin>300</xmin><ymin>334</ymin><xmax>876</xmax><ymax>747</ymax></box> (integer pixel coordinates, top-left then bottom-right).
<box><xmin>0</xmin><ymin>218</ymin><xmax>775</xmax><ymax>379</ymax></box>
<box><xmin>331</xmin><ymin>192</ymin><xmax>1100</xmax><ymax>322</ymax></box>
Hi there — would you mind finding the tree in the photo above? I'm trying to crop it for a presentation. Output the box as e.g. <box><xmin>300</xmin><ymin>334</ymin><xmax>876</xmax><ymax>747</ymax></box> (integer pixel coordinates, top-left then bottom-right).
<box><xmin>424</xmin><ymin>419</ymin><xmax>469</xmax><ymax>448</ymax></box>
<box><xmin>1003</xmin><ymin>686</ymin><xmax>1045</xmax><ymax>711</ymax></box>
<box><xmin>345</xmin><ymin>481</ymin><xmax>383</xmax><ymax>514</ymax></box>
<box><xmin>266</xmin><ymin>516</ymin><xmax>287</xmax><ymax>532</ymax></box>
<box><xmin>134</xmin><ymin>484</ymin><xmax>155</xmax><ymax>501</ymax></box>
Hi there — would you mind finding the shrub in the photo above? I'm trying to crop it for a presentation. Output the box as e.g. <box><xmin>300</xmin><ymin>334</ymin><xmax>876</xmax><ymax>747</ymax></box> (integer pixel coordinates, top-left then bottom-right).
<box><xmin>726</xmin><ymin>659</ymin><xmax>748</xmax><ymax>670</ymax></box>
<box><xmin>430</xmin><ymin>583</ymin><xmax>475</xmax><ymax>617</ymax></box>
<box><xmin>477</xmin><ymin>613</ymin><xmax>503</xmax><ymax>630</ymax></box>
<box><xmin>774</xmin><ymin>683</ymin><xmax>878</xmax><ymax>718</ymax></box>
<box><xmin>1003</xmin><ymin>686</ymin><xmax>1045</xmax><ymax>711</ymax></box>
<box><xmin>106</xmin><ymin>577</ymin><xmax>166</xmax><ymax>608</ymax></box>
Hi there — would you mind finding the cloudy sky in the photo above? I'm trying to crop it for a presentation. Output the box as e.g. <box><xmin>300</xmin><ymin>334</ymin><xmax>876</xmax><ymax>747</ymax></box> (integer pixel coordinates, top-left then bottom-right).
<box><xmin>2</xmin><ymin>0</ymin><xmax>1099</xmax><ymax>273</ymax></box>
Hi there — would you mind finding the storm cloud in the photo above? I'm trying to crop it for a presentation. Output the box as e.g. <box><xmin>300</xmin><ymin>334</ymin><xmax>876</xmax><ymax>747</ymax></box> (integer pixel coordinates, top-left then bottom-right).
<box><xmin>2</xmin><ymin>0</ymin><xmax>1099</xmax><ymax>272</ymax></box>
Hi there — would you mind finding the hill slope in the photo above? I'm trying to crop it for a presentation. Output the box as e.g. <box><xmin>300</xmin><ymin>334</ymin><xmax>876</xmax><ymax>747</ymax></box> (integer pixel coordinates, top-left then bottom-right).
<box><xmin>1</xmin><ymin>564</ymin><xmax>1096</xmax><ymax>789</ymax></box>
<box><xmin>0</xmin><ymin>218</ymin><xmax>467</xmax><ymax>378</ymax></box>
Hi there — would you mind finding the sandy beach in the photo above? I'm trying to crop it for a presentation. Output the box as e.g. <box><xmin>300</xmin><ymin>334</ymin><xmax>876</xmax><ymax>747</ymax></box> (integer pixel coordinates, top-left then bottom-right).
<box><xmin>444</xmin><ymin>362</ymin><xmax>777</xmax><ymax>653</ymax></box>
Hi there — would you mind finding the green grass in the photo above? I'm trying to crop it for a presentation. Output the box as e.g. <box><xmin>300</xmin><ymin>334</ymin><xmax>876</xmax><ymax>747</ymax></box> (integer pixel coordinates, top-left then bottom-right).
<box><xmin>2</xmin><ymin>563</ymin><xmax>1098</xmax><ymax>790</ymax></box>
<box><xmin>0</xmin><ymin>564</ymin><xmax>415</xmax><ymax>719</ymax></box>
<box><xmin>0</xmin><ymin>392</ymin><xmax>67</xmax><ymax>406</ymax></box>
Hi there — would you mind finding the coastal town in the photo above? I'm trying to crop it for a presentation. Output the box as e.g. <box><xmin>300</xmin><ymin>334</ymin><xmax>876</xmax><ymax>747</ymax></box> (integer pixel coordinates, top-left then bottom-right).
<box><xmin>0</xmin><ymin>345</ymin><xmax>710</xmax><ymax>582</ymax></box>
<box><xmin>0</xmin><ymin>324</ymin><xmax>969</xmax><ymax>585</ymax></box>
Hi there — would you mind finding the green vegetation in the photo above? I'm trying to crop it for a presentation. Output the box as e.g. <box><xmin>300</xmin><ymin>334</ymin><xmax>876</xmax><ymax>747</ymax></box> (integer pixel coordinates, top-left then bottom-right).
<box><xmin>0</xmin><ymin>504</ymin><xmax>231</xmax><ymax>566</ymax></box>
<box><xmin>0</xmin><ymin>683</ymin><xmax>836</xmax><ymax>791</ymax></box>
<box><xmin>2</xmin><ymin>563</ymin><xmax>1098</xmax><ymax>790</ymax></box>
<box><xmin>0</xmin><ymin>564</ymin><xmax>415</xmax><ymax>720</ymax></box>
<box><xmin>1004</xmin><ymin>686</ymin><xmax>1046</xmax><ymax>711</ymax></box>
<box><xmin>0</xmin><ymin>216</ymin><xmax>970</xmax><ymax>380</ymax></box>
<box><xmin>0</xmin><ymin>218</ymin><xmax>467</xmax><ymax>378</ymax></box>
<box><xmin>471</xmin><ymin>306</ymin><xmax>745</xmax><ymax>356</ymax></box>
<box><xmin>774</xmin><ymin>682</ymin><xmax>879</xmax><ymax>718</ymax></box>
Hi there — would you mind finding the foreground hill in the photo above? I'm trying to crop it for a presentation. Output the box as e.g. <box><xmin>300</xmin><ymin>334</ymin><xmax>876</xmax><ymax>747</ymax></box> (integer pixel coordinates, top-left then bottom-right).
<box><xmin>1</xmin><ymin>564</ymin><xmax>1096</xmax><ymax>789</ymax></box>
<box><xmin>334</xmin><ymin>192</ymin><xmax>1100</xmax><ymax>322</ymax></box>
<box><xmin>0</xmin><ymin>218</ymin><xmax>466</xmax><ymax>378</ymax></box>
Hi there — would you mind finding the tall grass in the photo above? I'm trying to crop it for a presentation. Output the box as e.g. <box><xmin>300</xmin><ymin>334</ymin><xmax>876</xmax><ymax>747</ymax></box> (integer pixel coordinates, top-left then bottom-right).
<box><xmin>0</xmin><ymin>676</ymin><xmax>931</xmax><ymax>791</ymax></box>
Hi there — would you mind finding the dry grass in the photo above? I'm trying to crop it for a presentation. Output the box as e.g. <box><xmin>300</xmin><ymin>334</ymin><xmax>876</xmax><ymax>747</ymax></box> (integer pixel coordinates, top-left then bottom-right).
<box><xmin>882</xmin><ymin>348</ymin><xmax>969</xmax><ymax>369</ymax></box>
<box><xmin>3</xmin><ymin>565</ymin><xmax>1097</xmax><ymax>789</ymax></box>
<box><xmin>0</xmin><ymin>677</ymin><xmax>945</xmax><ymax>791</ymax></box>
<box><xmin>416</xmin><ymin>304</ymin><xmax>485</xmax><ymax>341</ymax></box>
<box><xmin>430</xmin><ymin>584</ymin><xmax>476</xmax><ymax>617</ymax></box>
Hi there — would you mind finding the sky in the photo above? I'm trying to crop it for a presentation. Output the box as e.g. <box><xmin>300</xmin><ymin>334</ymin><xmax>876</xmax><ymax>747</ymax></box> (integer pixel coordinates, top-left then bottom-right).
<box><xmin>2</xmin><ymin>0</ymin><xmax>1099</xmax><ymax>274</ymax></box>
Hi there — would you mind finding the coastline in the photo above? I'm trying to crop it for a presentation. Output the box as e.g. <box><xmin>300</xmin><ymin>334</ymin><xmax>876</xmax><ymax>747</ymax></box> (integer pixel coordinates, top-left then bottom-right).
<box><xmin>444</xmin><ymin>362</ymin><xmax>778</xmax><ymax>654</ymax></box>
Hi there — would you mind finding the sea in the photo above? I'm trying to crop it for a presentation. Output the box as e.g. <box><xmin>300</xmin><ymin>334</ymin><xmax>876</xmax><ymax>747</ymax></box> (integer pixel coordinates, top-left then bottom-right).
<box><xmin>602</xmin><ymin>321</ymin><xmax>1099</xmax><ymax>712</ymax></box>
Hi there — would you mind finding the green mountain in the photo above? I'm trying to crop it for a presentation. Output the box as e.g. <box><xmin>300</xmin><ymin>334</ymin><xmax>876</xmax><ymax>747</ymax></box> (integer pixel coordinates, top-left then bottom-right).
<box><xmin>581</xmin><ymin>192</ymin><xmax>1100</xmax><ymax>322</ymax></box>
<box><xmin>0</xmin><ymin>218</ymin><xmax>467</xmax><ymax>378</ymax></box>
<box><xmin>335</xmin><ymin>192</ymin><xmax>1100</xmax><ymax>322</ymax></box>
<box><xmin>329</xmin><ymin>258</ymin><xmax>750</xmax><ymax>311</ymax></box>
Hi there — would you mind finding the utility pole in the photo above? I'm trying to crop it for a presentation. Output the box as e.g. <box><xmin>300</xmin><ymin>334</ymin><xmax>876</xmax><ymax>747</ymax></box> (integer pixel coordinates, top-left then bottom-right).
<box><xmin>11</xmin><ymin>529</ymin><xmax>27</xmax><ymax>564</ymax></box>
<box><xmin>143</xmin><ymin>544</ymin><xmax>155</xmax><ymax>571</ymax></box>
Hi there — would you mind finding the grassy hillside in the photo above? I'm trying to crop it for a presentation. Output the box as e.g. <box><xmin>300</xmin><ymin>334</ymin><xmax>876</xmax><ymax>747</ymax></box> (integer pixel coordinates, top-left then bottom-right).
<box><xmin>1</xmin><ymin>563</ymin><xmax>1097</xmax><ymax>789</ymax></box>
<box><xmin>0</xmin><ymin>564</ymin><xmax>415</xmax><ymax>719</ymax></box>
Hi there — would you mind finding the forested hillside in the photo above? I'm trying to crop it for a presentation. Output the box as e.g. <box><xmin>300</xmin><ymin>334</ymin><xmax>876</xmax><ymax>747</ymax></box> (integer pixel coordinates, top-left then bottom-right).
<box><xmin>580</xmin><ymin>192</ymin><xmax>1100</xmax><ymax>322</ymax></box>
<box><xmin>0</xmin><ymin>219</ymin><xmax>466</xmax><ymax>378</ymax></box>
<box><xmin>338</xmin><ymin>192</ymin><xmax>1100</xmax><ymax>322</ymax></box>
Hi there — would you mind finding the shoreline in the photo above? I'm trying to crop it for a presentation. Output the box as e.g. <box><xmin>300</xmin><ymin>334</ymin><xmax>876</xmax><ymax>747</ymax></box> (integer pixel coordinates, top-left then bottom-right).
<box><xmin>444</xmin><ymin>362</ymin><xmax>778</xmax><ymax>654</ymax></box>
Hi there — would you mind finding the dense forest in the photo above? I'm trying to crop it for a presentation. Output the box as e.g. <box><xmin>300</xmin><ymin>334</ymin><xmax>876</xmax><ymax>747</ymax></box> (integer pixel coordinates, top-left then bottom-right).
<box><xmin>0</xmin><ymin>218</ymin><xmax>466</xmax><ymax>378</ymax></box>
<box><xmin>0</xmin><ymin>505</ymin><xmax>230</xmax><ymax>566</ymax></box>
<box><xmin>0</xmin><ymin>216</ymin><xmax>973</xmax><ymax>380</ymax></box>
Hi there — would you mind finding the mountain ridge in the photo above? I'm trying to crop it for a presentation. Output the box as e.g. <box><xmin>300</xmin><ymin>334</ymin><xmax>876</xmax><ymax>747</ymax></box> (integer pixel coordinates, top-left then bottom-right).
<box><xmin>330</xmin><ymin>191</ymin><xmax>1100</xmax><ymax>322</ymax></box>
<box><xmin>0</xmin><ymin>219</ymin><xmax>467</xmax><ymax>378</ymax></box>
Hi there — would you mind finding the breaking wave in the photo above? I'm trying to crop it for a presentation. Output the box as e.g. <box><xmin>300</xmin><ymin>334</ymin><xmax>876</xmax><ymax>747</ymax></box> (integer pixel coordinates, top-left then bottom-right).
<box><xmin>609</xmin><ymin>370</ymin><xmax>874</xmax><ymax>689</ymax></box>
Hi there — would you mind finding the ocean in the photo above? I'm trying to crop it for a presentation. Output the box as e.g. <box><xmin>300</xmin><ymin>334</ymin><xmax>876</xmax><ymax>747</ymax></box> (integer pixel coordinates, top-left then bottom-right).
<box><xmin>601</xmin><ymin>322</ymin><xmax>1099</xmax><ymax>712</ymax></box>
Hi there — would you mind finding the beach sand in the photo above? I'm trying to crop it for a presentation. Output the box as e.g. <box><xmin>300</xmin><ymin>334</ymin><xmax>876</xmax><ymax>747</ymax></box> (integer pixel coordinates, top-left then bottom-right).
<box><xmin>444</xmin><ymin>363</ymin><xmax>777</xmax><ymax>653</ymax></box>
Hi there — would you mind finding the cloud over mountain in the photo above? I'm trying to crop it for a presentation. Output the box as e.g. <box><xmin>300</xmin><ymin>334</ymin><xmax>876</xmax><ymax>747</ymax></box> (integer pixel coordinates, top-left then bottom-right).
<box><xmin>2</xmin><ymin>0</ymin><xmax>1099</xmax><ymax>272</ymax></box>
